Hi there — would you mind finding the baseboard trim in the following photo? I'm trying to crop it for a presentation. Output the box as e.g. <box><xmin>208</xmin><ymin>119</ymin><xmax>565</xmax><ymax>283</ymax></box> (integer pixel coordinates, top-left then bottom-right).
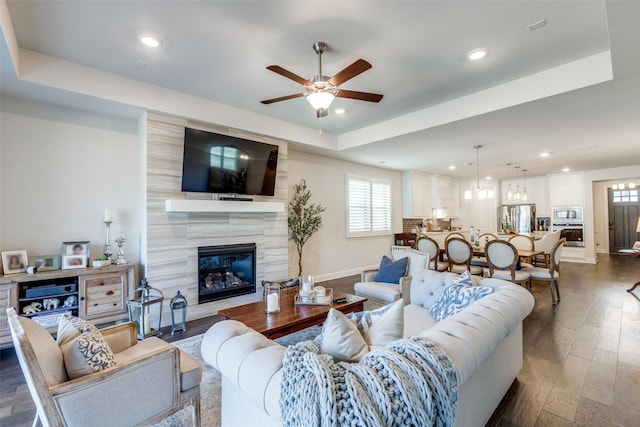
<box><xmin>314</xmin><ymin>265</ymin><xmax>378</xmax><ymax>283</ymax></box>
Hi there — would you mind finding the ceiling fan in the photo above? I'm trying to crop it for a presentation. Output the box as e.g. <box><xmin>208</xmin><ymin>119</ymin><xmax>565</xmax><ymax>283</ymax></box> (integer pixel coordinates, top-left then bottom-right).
<box><xmin>261</xmin><ymin>42</ymin><xmax>383</xmax><ymax>118</ymax></box>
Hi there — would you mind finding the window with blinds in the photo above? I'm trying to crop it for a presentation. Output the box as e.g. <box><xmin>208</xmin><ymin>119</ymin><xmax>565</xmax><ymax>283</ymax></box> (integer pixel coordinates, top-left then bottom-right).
<box><xmin>347</xmin><ymin>175</ymin><xmax>392</xmax><ymax>237</ymax></box>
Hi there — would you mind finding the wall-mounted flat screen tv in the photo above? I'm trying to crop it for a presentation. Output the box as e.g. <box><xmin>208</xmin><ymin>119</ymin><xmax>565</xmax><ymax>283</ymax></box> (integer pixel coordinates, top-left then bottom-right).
<box><xmin>181</xmin><ymin>127</ymin><xmax>279</xmax><ymax>196</ymax></box>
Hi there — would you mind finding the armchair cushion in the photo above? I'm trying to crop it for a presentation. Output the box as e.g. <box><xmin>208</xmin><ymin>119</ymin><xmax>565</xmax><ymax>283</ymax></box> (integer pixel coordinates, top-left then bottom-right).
<box><xmin>430</xmin><ymin>271</ymin><xmax>494</xmax><ymax>321</ymax></box>
<box><xmin>18</xmin><ymin>316</ymin><xmax>68</xmax><ymax>386</ymax></box>
<box><xmin>61</xmin><ymin>328</ymin><xmax>116</xmax><ymax>380</ymax></box>
<box><xmin>374</xmin><ymin>255</ymin><xmax>408</xmax><ymax>284</ymax></box>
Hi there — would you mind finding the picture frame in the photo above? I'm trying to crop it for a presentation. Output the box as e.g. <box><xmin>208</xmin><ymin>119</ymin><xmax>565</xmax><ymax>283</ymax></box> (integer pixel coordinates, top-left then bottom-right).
<box><xmin>62</xmin><ymin>255</ymin><xmax>87</xmax><ymax>270</ymax></box>
<box><xmin>2</xmin><ymin>250</ymin><xmax>28</xmax><ymax>275</ymax></box>
<box><xmin>62</xmin><ymin>241</ymin><xmax>90</xmax><ymax>267</ymax></box>
<box><xmin>31</xmin><ymin>255</ymin><xmax>61</xmax><ymax>272</ymax></box>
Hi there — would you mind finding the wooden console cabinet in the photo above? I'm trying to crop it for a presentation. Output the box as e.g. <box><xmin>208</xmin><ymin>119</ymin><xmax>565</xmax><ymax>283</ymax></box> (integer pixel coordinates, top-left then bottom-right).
<box><xmin>0</xmin><ymin>264</ymin><xmax>136</xmax><ymax>349</ymax></box>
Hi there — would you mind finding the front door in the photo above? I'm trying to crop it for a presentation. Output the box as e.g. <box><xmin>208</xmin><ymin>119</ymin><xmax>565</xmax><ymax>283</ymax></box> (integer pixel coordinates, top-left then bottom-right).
<box><xmin>608</xmin><ymin>187</ymin><xmax>640</xmax><ymax>252</ymax></box>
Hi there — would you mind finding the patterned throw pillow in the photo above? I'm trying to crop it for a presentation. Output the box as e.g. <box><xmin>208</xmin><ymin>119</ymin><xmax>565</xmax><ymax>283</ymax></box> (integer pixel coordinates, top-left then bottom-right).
<box><xmin>374</xmin><ymin>255</ymin><xmax>409</xmax><ymax>284</ymax></box>
<box><xmin>56</xmin><ymin>314</ymin><xmax>99</xmax><ymax>346</ymax></box>
<box><xmin>60</xmin><ymin>328</ymin><xmax>116</xmax><ymax>379</ymax></box>
<box><xmin>429</xmin><ymin>271</ymin><xmax>493</xmax><ymax>322</ymax></box>
<box><xmin>346</xmin><ymin>298</ymin><xmax>404</xmax><ymax>347</ymax></box>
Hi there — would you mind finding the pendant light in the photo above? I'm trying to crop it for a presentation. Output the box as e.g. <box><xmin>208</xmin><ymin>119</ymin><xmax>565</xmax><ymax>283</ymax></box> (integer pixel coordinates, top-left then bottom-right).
<box><xmin>522</xmin><ymin>169</ymin><xmax>528</xmax><ymax>201</ymax></box>
<box><xmin>464</xmin><ymin>145</ymin><xmax>494</xmax><ymax>200</ymax></box>
<box><xmin>506</xmin><ymin>163</ymin><xmax>514</xmax><ymax>201</ymax></box>
<box><xmin>514</xmin><ymin>166</ymin><xmax>522</xmax><ymax>201</ymax></box>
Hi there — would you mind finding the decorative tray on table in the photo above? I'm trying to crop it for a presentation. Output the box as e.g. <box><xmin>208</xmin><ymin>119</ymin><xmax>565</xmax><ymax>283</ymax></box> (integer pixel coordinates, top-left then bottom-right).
<box><xmin>294</xmin><ymin>287</ymin><xmax>334</xmax><ymax>306</ymax></box>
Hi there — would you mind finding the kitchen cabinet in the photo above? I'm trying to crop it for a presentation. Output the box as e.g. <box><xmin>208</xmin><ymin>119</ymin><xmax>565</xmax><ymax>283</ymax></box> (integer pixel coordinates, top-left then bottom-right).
<box><xmin>431</xmin><ymin>175</ymin><xmax>459</xmax><ymax>218</ymax></box>
<box><xmin>549</xmin><ymin>173</ymin><xmax>584</xmax><ymax>207</ymax></box>
<box><xmin>402</xmin><ymin>171</ymin><xmax>432</xmax><ymax>218</ymax></box>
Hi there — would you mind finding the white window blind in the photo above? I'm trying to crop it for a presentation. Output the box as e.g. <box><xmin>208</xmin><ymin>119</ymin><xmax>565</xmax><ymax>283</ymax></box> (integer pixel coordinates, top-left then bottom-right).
<box><xmin>347</xmin><ymin>176</ymin><xmax>391</xmax><ymax>237</ymax></box>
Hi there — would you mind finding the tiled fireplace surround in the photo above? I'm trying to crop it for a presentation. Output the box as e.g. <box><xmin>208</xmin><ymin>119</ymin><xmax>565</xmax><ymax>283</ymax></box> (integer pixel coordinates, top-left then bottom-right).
<box><xmin>145</xmin><ymin>113</ymin><xmax>289</xmax><ymax>325</ymax></box>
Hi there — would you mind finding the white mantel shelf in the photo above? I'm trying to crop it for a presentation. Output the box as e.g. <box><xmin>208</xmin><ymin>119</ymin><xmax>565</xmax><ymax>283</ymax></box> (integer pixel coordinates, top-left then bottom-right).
<box><xmin>165</xmin><ymin>199</ymin><xmax>285</xmax><ymax>213</ymax></box>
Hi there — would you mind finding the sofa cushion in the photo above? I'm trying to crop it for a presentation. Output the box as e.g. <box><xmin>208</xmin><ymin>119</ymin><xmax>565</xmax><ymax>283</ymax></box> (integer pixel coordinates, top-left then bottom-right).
<box><xmin>60</xmin><ymin>328</ymin><xmax>117</xmax><ymax>380</ymax></box>
<box><xmin>403</xmin><ymin>304</ymin><xmax>437</xmax><ymax>337</ymax></box>
<box><xmin>430</xmin><ymin>272</ymin><xmax>494</xmax><ymax>321</ymax></box>
<box><xmin>374</xmin><ymin>255</ymin><xmax>408</xmax><ymax>284</ymax></box>
<box><xmin>320</xmin><ymin>308</ymin><xmax>369</xmax><ymax>362</ymax></box>
<box><xmin>346</xmin><ymin>298</ymin><xmax>404</xmax><ymax>347</ymax></box>
<box><xmin>57</xmin><ymin>314</ymin><xmax>99</xmax><ymax>346</ymax></box>
<box><xmin>392</xmin><ymin>248</ymin><xmax>429</xmax><ymax>280</ymax></box>
<box><xmin>115</xmin><ymin>337</ymin><xmax>202</xmax><ymax>392</ymax></box>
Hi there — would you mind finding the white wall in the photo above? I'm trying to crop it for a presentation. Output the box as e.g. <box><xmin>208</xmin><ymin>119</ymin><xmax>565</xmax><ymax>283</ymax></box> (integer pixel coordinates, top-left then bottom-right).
<box><xmin>0</xmin><ymin>97</ymin><xmax>142</xmax><ymax>267</ymax></box>
<box><xmin>287</xmin><ymin>150</ymin><xmax>403</xmax><ymax>281</ymax></box>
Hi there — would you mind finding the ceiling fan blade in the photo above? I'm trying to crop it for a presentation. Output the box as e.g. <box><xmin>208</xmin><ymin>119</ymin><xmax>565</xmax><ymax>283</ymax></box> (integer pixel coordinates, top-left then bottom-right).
<box><xmin>336</xmin><ymin>90</ymin><xmax>383</xmax><ymax>103</ymax></box>
<box><xmin>260</xmin><ymin>93</ymin><xmax>305</xmax><ymax>104</ymax></box>
<box><xmin>266</xmin><ymin>65</ymin><xmax>312</xmax><ymax>87</ymax></box>
<box><xmin>328</xmin><ymin>59</ymin><xmax>372</xmax><ymax>86</ymax></box>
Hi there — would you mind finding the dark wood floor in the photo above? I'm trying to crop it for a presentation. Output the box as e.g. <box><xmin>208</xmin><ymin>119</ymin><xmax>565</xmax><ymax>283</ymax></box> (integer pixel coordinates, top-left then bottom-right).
<box><xmin>1</xmin><ymin>254</ymin><xmax>638</xmax><ymax>426</ymax></box>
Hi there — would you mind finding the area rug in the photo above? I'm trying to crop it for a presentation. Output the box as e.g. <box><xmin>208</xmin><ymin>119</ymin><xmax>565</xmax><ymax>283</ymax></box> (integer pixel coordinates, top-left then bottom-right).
<box><xmin>153</xmin><ymin>325</ymin><xmax>323</xmax><ymax>427</ymax></box>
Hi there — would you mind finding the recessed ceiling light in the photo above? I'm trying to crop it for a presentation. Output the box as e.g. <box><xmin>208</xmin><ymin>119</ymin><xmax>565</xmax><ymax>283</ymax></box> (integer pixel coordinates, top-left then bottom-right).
<box><xmin>540</xmin><ymin>152</ymin><xmax>550</xmax><ymax>157</ymax></box>
<box><xmin>334</xmin><ymin>108</ymin><xmax>346</xmax><ymax>114</ymax></box>
<box><xmin>139</xmin><ymin>34</ymin><xmax>161</xmax><ymax>48</ymax></box>
<box><xmin>486</xmin><ymin>176</ymin><xmax>493</xmax><ymax>180</ymax></box>
<box><xmin>527</xmin><ymin>19</ymin><xmax>547</xmax><ymax>32</ymax></box>
<box><xmin>562</xmin><ymin>167</ymin><xmax>571</xmax><ymax>172</ymax></box>
<box><xmin>467</xmin><ymin>48</ymin><xmax>488</xmax><ymax>61</ymax></box>
<box><xmin>448</xmin><ymin>165</ymin><xmax>456</xmax><ymax>170</ymax></box>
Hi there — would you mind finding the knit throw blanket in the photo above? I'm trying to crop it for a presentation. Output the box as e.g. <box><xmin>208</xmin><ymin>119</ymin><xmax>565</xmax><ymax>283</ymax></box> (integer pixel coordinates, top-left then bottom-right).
<box><xmin>280</xmin><ymin>336</ymin><xmax>458</xmax><ymax>427</ymax></box>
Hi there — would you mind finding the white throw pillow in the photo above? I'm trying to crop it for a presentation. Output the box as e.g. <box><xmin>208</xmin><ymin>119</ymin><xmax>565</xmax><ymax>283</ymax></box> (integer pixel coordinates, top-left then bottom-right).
<box><xmin>320</xmin><ymin>308</ymin><xmax>369</xmax><ymax>362</ymax></box>
<box><xmin>394</xmin><ymin>249</ymin><xmax>429</xmax><ymax>279</ymax></box>
<box><xmin>347</xmin><ymin>298</ymin><xmax>404</xmax><ymax>347</ymax></box>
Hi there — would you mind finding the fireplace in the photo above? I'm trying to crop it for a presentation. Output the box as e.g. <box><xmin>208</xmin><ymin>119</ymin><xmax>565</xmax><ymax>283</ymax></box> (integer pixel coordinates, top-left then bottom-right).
<box><xmin>198</xmin><ymin>243</ymin><xmax>256</xmax><ymax>304</ymax></box>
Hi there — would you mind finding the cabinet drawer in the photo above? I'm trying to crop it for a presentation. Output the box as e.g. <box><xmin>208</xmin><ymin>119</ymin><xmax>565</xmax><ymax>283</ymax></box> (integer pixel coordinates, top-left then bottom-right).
<box><xmin>80</xmin><ymin>273</ymin><xmax>128</xmax><ymax>319</ymax></box>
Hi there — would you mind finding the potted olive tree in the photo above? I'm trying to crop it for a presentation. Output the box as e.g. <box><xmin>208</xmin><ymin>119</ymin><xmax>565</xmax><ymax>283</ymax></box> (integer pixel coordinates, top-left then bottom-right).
<box><xmin>288</xmin><ymin>179</ymin><xmax>326</xmax><ymax>277</ymax></box>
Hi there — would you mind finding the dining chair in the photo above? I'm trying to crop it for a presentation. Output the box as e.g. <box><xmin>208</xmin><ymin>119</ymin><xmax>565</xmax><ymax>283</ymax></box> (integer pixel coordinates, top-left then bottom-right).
<box><xmin>416</xmin><ymin>234</ymin><xmax>448</xmax><ymax>272</ymax></box>
<box><xmin>508</xmin><ymin>234</ymin><xmax>535</xmax><ymax>268</ymax></box>
<box><xmin>445</xmin><ymin>232</ymin><xmax>466</xmax><ymax>242</ymax></box>
<box><xmin>521</xmin><ymin>238</ymin><xmax>566</xmax><ymax>304</ymax></box>
<box><xmin>484</xmin><ymin>240</ymin><xmax>531</xmax><ymax>289</ymax></box>
<box><xmin>445</xmin><ymin>237</ymin><xmax>484</xmax><ymax>276</ymax></box>
<box><xmin>533</xmin><ymin>230</ymin><xmax>561</xmax><ymax>268</ymax></box>
<box><xmin>471</xmin><ymin>233</ymin><xmax>498</xmax><ymax>268</ymax></box>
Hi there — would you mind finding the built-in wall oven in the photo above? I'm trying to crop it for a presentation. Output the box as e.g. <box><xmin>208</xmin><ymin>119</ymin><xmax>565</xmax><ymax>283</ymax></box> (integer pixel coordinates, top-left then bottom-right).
<box><xmin>552</xmin><ymin>206</ymin><xmax>584</xmax><ymax>247</ymax></box>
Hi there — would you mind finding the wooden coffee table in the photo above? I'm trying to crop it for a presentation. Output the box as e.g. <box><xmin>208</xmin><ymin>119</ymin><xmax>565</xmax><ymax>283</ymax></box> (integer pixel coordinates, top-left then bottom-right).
<box><xmin>217</xmin><ymin>290</ymin><xmax>367</xmax><ymax>339</ymax></box>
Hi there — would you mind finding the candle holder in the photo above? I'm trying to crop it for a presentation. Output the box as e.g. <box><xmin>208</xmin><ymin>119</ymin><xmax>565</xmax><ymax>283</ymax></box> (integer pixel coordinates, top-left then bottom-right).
<box><xmin>104</xmin><ymin>220</ymin><xmax>113</xmax><ymax>261</ymax></box>
<box><xmin>264</xmin><ymin>282</ymin><xmax>281</xmax><ymax>314</ymax></box>
<box><xmin>115</xmin><ymin>232</ymin><xmax>128</xmax><ymax>265</ymax></box>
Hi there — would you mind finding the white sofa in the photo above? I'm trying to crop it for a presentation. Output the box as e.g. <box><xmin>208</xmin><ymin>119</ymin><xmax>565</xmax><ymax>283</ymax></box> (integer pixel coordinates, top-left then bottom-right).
<box><xmin>201</xmin><ymin>270</ymin><xmax>535</xmax><ymax>427</ymax></box>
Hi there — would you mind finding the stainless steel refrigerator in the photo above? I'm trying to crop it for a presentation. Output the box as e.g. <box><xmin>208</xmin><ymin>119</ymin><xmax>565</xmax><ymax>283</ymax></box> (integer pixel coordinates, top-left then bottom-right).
<box><xmin>498</xmin><ymin>204</ymin><xmax>536</xmax><ymax>234</ymax></box>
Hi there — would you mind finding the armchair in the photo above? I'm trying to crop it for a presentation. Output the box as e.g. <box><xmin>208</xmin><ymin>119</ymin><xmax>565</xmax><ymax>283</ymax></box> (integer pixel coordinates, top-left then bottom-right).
<box><xmin>7</xmin><ymin>308</ymin><xmax>201</xmax><ymax>427</ymax></box>
<box><xmin>354</xmin><ymin>268</ymin><xmax>411</xmax><ymax>305</ymax></box>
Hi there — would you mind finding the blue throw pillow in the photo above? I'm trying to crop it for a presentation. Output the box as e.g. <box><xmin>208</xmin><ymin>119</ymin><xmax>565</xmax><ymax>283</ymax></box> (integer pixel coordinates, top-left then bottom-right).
<box><xmin>374</xmin><ymin>256</ymin><xmax>408</xmax><ymax>284</ymax></box>
<box><xmin>429</xmin><ymin>271</ymin><xmax>493</xmax><ymax>321</ymax></box>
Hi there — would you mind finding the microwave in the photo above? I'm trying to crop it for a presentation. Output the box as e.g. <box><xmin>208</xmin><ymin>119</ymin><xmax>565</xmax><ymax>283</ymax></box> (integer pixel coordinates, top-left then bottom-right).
<box><xmin>552</xmin><ymin>206</ymin><xmax>583</xmax><ymax>223</ymax></box>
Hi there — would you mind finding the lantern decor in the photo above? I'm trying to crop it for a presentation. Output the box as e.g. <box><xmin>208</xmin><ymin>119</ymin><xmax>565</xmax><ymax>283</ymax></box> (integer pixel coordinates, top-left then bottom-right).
<box><xmin>127</xmin><ymin>278</ymin><xmax>164</xmax><ymax>340</ymax></box>
<box><xmin>170</xmin><ymin>290</ymin><xmax>188</xmax><ymax>335</ymax></box>
<box><xmin>264</xmin><ymin>281</ymin><xmax>281</xmax><ymax>314</ymax></box>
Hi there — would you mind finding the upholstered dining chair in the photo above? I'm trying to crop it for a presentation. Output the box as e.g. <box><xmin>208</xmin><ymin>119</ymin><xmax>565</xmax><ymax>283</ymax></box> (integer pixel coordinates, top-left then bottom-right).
<box><xmin>7</xmin><ymin>308</ymin><xmax>202</xmax><ymax>427</ymax></box>
<box><xmin>522</xmin><ymin>238</ymin><xmax>566</xmax><ymax>304</ymax></box>
<box><xmin>508</xmin><ymin>234</ymin><xmax>535</xmax><ymax>268</ymax></box>
<box><xmin>533</xmin><ymin>230</ymin><xmax>561</xmax><ymax>268</ymax></box>
<box><xmin>445</xmin><ymin>237</ymin><xmax>484</xmax><ymax>276</ymax></box>
<box><xmin>417</xmin><ymin>234</ymin><xmax>448</xmax><ymax>271</ymax></box>
<box><xmin>484</xmin><ymin>240</ymin><xmax>531</xmax><ymax>289</ymax></box>
<box><xmin>470</xmin><ymin>233</ymin><xmax>498</xmax><ymax>268</ymax></box>
<box><xmin>444</xmin><ymin>232</ymin><xmax>466</xmax><ymax>242</ymax></box>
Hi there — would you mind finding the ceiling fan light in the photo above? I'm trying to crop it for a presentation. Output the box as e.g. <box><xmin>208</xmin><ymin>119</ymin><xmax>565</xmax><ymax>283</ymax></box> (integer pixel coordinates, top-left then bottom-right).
<box><xmin>307</xmin><ymin>91</ymin><xmax>335</xmax><ymax>110</ymax></box>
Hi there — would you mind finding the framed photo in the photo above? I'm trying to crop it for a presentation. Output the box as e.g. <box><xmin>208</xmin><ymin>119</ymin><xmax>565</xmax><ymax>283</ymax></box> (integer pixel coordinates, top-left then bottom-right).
<box><xmin>2</xmin><ymin>250</ymin><xmax>28</xmax><ymax>275</ymax></box>
<box><xmin>62</xmin><ymin>255</ymin><xmax>87</xmax><ymax>270</ymax></box>
<box><xmin>62</xmin><ymin>241</ymin><xmax>90</xmax><ymax>264</ymax></box>
<box><xmin>31</xmin><ymin>255</ymin><xmax>61</xmax><ymax>272</ymax></box>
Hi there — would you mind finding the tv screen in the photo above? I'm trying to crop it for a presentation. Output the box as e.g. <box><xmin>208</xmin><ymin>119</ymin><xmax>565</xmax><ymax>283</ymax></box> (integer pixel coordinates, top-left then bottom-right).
<box><xmin>181</xmin><ymin>127</ymin><xmax>279</xmax><ymax>196</ymax></box>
